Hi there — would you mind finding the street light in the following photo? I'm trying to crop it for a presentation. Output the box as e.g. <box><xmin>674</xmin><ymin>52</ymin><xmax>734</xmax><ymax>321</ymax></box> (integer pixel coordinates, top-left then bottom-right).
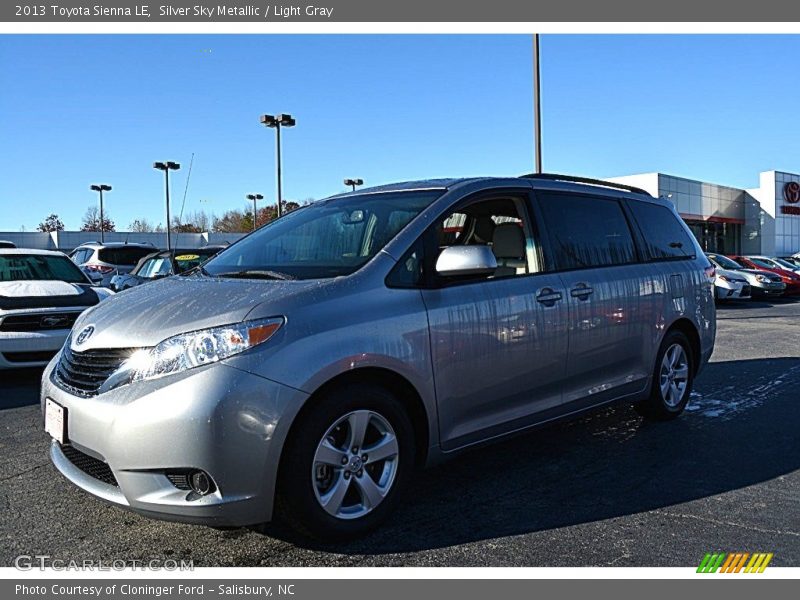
<box><xmin>533</xmin><ymin>33</ymin><xmax>542</xmax><ymax>174</ymax></box>
<box><xmin>344</xmin><ymin>178</ymin><xmax>364</xmax><ymax>192</ymax></box>
<box><xmin>89</xmin><ymin>184</ymin><xmax>112</xmax><ymax>243</ymax></box>
<box><xmin>260</xmin><ymin>113</ymin><xmax>296</xmax><ymax>218</ymax></box>
<box><xmin>153</xmin><ymin>161</ymin><xmax>180</xmax><ymax>251</ymax></box>
<box><xmin>246</xmin><ymin>193</ymin><xmax>264</xmax><ymax>231</ymax></box>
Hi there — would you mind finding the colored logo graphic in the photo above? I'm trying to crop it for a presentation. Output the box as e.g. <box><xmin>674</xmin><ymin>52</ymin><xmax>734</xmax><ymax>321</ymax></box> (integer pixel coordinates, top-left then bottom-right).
<box><xmin>697</xmin><ymin>552</ymin><xmax>773</xmax><ymax>573</ymax></box>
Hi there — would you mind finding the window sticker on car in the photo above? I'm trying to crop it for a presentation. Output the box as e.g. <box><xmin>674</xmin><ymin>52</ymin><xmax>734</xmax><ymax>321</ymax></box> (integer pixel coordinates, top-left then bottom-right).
<box><xmin>175</xmin><ymin>254</ymin><xmax>200</xmax><ymax>261</ymax></box>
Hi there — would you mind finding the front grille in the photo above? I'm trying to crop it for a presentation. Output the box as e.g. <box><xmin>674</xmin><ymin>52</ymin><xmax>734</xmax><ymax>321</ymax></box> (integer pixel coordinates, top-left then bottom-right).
<box><xmin>0</xmin><ymin>312</ymin><xmax>81</xmax><ymax>332</ymax></box>
<box><xmin>54</xmin><ymin>344</ymin><xmax>137</xmax><ymax>397</ymax></box>
<box><xmin>2</xmin><ymin>350</ymin><xmax>58</xmax><ymax>363</ymax></box>
<box><xmin>60</xmin><ymin>444</ymin><xmax>118</xmax><ymax>487</ymax></box>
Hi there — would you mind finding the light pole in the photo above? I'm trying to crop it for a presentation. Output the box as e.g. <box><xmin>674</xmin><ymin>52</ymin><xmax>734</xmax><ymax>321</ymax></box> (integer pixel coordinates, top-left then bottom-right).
<box><xmin>260</xmin><ymin>113</ymin><xmax>296</xmax><ymax>218</ymax></box>
<box><xmin>90</xmin><ymin>184</ymin><xmax>112</xmax><ymax>242</ymax></box>
<box><xmin>246</xmin><ymin>193</ymin><xmax>264</xmax><ymax>231</ymax></box>
<box><xmin>533</xmin><ymin>33</ymin><xmax>543</xmax><ymax>174</ymax></box>
<box><xmin>344</xmin><ymin>178</ymin><xmax>363</xmax><ymax>192</ymax></box>
<box><xmin>153</xmin><ymin>161</ymin><xmax>180</xmax><ymax>251</ymax></box>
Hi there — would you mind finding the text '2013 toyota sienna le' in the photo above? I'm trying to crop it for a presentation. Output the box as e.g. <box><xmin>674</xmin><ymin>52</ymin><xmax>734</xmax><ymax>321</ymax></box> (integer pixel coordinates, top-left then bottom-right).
<box><xmin>42</xmin><ymin>174</ymin><xmax>716</xmax><ymax>539</ymax></box>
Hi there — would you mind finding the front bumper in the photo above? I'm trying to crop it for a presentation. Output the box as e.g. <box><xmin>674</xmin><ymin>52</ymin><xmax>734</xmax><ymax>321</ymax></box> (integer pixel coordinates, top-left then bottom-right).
<box><xmin>41</xmin><ymin>358</ymin><xmax>308</xmax><ymax>526</ymax></box>
<box><xmin>0</xmin><ymin>329</ymin><xmax>69</xmax><ymax>369</ymax></box>
<box><xmin>750</xmin><ymin>281</ymin><xmax>786</xmax><ymax>296</ymax></box>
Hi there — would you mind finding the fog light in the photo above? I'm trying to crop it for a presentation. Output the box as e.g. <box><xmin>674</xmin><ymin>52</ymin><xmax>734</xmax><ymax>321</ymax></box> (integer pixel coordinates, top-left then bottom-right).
<box><xmin>188</xmin><ymin>470</ymin><xmax>215</xmax><ymax>495</ymax></box>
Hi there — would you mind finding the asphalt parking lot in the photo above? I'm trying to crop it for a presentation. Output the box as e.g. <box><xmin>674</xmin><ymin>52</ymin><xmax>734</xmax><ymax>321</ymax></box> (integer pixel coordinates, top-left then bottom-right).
<box><xmin>1</xmin><ymin>298</ymin><xmax>799</xmax><ymax>567</ymax></box>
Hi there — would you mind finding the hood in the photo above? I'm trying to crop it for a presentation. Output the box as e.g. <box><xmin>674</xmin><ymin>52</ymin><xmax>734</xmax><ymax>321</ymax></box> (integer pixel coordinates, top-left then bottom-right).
<box><xmin>737</xmin><ymin>268</ymin><xmax>782</xmax><ymax>281</ymax></box>
<box><xmin>0</xmin><ymin>281</ymin><xmax>103</xmax><ymax>310</ymax></box>
<box><xmin>714</xmin><ymin>268</ymin><xmax>748</xmax><ymax>281</ymax></box>
<box><xmin>70</xmin><ymin>275</ymin><xmax>328</xmax><ymax>350</ymax></box>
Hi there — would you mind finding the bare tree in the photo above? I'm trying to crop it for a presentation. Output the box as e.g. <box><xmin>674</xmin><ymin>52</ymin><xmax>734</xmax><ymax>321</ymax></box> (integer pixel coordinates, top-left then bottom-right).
<box><xmin>129</xmin><ymin>218</ymin><xmax>155</xmax><ymax>233</ymax></box>
<box><xmin>81</xmin><ymin>206</ymin><xmax>115</xmax><ymax>232</ymax></box>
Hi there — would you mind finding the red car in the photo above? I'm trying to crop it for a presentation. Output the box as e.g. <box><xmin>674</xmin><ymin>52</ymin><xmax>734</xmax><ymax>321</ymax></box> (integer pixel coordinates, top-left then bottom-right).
<box><xmin>729</xmin><ymin>255</ymin><xmax>800</xmax><ymax>295</ymax></box>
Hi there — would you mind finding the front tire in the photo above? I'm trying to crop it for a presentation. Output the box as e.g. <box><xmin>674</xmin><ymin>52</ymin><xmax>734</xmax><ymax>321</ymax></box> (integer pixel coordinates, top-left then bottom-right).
<box><xmin>275</xmin><ymin>383</ymin><xmax>414</xmax><ymax>540</ymax></box>
<box><xmin>636</xmin><ymin>330</ymin><xmax>694</xmax><ymax>420</ymax></box>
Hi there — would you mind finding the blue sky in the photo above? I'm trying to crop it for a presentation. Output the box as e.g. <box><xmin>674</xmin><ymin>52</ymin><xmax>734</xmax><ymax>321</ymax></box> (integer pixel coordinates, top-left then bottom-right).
<box><xmin>1</xmin><ymin>34</ymin><xmax>799</xmax><ymax>231</ymax></box>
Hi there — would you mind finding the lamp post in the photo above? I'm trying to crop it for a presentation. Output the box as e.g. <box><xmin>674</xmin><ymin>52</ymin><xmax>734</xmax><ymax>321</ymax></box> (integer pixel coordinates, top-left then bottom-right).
<box><xmin>153</xmin><ymin>161</ymin><xmax>180</xmax><ymax>251</ymax></box>
<box><xmin>533</xmin><ymin>33</ymin><xmax>543</xmax><ymax>174</ymax></box>
<box><xmin>344</xmin><ymin>178</ymin><xmax>363</xmax><ymax>192</ymax></box>
<box><xmin>90</xmin><ymin>184</ymin><xmax>112</xmax><ymax>242</ymax></box>
<box><xmin>246</xmin><ymin>193</ymin><xmax>264</xmax><ymax>231</ymax></box>
<box><xmin>260</xmin><ymin>113</ymin><xmax>296</xmax><ymax>218</ymax></box>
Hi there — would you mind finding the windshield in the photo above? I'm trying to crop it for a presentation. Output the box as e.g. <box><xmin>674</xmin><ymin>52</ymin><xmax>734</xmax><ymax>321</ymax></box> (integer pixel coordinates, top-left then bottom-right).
<box><xmin>137</xmin><ymin>256</ymin><xmax>174</xmax><ymax>279</ymax></box>
<box><xmin>772</xmin><ymin>258</ymin><xmax>798</xmax><ymax>271</ymax></box>
<box><xmin>708</xmin><ymin>254</ymin><xmax>742</xmax><ymax>270</ymax></box>
<box><xmin>748</xmin><ymin>257</ymin><xmax>778</xmax><ymax>270</ymax></box>
<box><xmin>203</xmin><ymin>190</ymin><xmax>443</xmax><ymax>280</ymax></box>
<box><xmin>0</xmin><ymin>254</ymin><xmax>89</xmax><ymax>283</ymax></box>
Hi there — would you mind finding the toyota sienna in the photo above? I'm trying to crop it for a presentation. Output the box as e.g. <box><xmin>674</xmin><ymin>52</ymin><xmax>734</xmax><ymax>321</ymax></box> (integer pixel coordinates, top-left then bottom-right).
<box><xmin>42</xmin><ymin>174</ymin><xmax>716</xmax><ymax>539</ymax></box>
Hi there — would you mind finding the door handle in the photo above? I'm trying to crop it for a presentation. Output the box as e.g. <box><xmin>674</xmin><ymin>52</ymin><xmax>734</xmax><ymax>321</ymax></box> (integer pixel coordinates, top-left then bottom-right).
<box><xmin>570</xmin><ymin>283</ymin><xmax>594</xmax><ymax>299</ymax></box>
<box><xmin>536</xmin><ymin>288</ymin><xmax>563</xmax><ymax>306</ymax></box>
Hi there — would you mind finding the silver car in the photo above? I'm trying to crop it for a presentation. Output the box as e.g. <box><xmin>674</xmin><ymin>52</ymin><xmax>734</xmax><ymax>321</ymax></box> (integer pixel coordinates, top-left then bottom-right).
<box><xmin>69</xmin><ymin>242</ymin><xmax>157</xmax><ymax>288</ymax></box>
<box><xmin>41</xmin><ymin>175</ymin><xmax>716</xmax><ymax>539</ymax></box>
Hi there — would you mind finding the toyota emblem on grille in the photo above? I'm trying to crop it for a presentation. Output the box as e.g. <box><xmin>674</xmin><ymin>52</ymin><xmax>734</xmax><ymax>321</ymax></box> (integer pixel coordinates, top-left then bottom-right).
<box><xmin>75</xmin><ymin>325</ymin><xmax>95</xmax><ymax>346</ymax></box>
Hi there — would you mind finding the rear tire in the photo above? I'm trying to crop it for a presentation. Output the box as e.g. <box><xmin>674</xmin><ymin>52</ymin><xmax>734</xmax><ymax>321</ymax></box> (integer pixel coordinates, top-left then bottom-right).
<box><xmin>275</xmin><ymin>383</ymin><xmax>414</xmax><ymax>541</ymax></box>
<box><xmin>636</xmin><ymin>330</ymin><xmax>694</xmax><ymax>421</ymax></box>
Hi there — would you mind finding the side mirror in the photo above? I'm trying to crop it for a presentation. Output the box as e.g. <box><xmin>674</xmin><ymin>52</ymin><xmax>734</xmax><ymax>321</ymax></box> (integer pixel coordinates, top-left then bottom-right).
<box><xmin>435</xmin><ymin>246</ymin><xmax>497</xmax><ymax>277</ymax></box>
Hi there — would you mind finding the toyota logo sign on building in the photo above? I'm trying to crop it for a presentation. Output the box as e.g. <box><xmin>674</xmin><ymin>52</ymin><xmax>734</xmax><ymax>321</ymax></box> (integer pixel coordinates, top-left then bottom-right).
<box><xmin>785</xmin><ymin>181</ymin><xmax>800</xmax><ymax>204</ymax></box>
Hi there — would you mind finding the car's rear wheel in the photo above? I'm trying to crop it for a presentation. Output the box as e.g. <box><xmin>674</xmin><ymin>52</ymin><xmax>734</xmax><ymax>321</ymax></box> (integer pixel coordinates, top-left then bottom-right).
<box><xmin>636</xmin><ymin>330</ymin><xmax>694</xmax><ymax>420</ymax></box>
<box><xmin>276</xmin><ymin>383</ymin><xmax>414</xmax><ymax>540</ymax></box>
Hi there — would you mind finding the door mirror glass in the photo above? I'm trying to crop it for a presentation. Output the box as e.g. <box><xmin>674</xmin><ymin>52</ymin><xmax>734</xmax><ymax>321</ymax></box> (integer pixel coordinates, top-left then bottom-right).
<box><xmin>436</xmin><ymin>246</ymin><xmax>497</xmax><ymax>277</ymax></box>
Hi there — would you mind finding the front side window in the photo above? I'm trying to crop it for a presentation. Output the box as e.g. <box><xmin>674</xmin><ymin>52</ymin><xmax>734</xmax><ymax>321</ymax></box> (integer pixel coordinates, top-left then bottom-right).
<box><xmin>138</xmin><ymin>257</ymin><xmax>173</xmax><ymax>279</ymax></box>
<box><xmin>203</xmin><ymin>191</ymin><xmax>442</xmax><ymax>280</ymax></box>
<box><xmin>537</xmin><ymin>193</ymin><xmax>636</xmax><ymax>270</ymax></box>
<box><xmin>433</xmin><ymin>196</ymin><xmax>540</xmax><ymax>280</ymax></box>
<box><xmin>629</xmin><ymin>201</ymin><xmax>696</xmax><ymax>260</ymax></box>
<box><xmin>0</xmin><ymin>254</ymin><xmax>89</xmax><ymax>283</ymax></box>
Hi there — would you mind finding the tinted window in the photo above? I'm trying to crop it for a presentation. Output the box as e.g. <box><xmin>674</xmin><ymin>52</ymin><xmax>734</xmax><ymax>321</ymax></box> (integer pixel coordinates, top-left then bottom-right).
<box><xmin>0</xmin><ymin>254</ymin><xmax>88</xmax><ymax>283</ymax></box>
<box><xmin>538</xmin><ymin>193</ymin><xmax>636</xmax><ymax>270</ymax></box>
<box><xmin>748</xmin><ymin>257</ymin><xmax>779</xmax><ymax>270</ymax></box>
<box><xmin>707</xmin><ymin>254</ymin><xmax>742</xmax><ymax>270</ymax></box>
<box><xmin>99</xmin><ymin>247</ymin><xmax>154</xmax><ymax>265</ymax></box>
<box><xmin>629</xmin><ymin>201</ymin><xmax>696</xmax><ymax>260</ymax></box>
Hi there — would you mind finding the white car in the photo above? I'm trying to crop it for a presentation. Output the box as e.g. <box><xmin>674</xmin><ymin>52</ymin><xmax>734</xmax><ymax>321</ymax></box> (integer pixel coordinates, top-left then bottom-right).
<box><xmin>0</xmin><ymin>249</ymin><xmax>113</xmax><ymax>369</ymax></box>
<box><xmin>712</xmin><ymin>268</ymin><xmax>752</xmax><ymax>301</ymax></box>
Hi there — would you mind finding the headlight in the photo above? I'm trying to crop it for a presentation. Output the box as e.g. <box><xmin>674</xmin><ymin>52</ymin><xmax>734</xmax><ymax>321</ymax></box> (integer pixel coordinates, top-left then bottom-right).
<box><xmin>108</xmin><ymin>317</ymin><xmax>284</xmax><ymax>387</ymax></box>
<box><xmin>755</xmin><ymin>274</ymin><xmax>770</xmax><ymax>283</ymax></box>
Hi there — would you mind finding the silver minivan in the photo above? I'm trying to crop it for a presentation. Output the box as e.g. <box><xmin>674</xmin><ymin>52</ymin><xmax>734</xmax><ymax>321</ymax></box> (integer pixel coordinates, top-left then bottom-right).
<box><xmin>41</xmin><ymin>175</ymin><xmax>716</xmax><ymax>539</ymax></box>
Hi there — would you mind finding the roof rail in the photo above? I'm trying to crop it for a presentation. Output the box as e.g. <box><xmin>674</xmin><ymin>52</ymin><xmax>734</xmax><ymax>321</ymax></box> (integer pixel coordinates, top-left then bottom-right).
<box><xmin>520</xmin><ymin>173</ymin><xmax>651</xmax><ymax>196</ymax></box>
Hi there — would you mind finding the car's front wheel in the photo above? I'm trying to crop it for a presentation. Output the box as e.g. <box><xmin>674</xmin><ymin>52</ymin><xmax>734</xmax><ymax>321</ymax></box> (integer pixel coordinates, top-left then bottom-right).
<box><xmin>276</xmin><ymin>383</ymin><xmax>414</xmax><ymax>540</ymax></box>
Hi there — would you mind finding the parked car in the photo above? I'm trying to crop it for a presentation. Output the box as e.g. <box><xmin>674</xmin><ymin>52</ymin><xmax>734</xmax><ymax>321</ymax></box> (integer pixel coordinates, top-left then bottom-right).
<box><xmin>765</xmin><ymin>256</ymin><xmax>800</xmax><ymax>275</ymax></box>
<box><xmin>0</xmin><ymin>241</ymin><xmax>16</xmax><ymax>249</ymax></box>
<box><xmin>109</xmin><ymin>246</ymin><xmax>227</xmax><ymax>292</ymax></box>
<box><xmin>42</xmin><ymin>174</ymin><xmax>716</xmax><ymax>539</ymax></box>
<box><xmin>703</xmin><ymin>254</ymin><xmax>751</xmax><ymax>301</ymax></box>
<box><xmin>781</xmin><ymin>256</ymin><xmax>800</xmax><ymax>269</ymax></box>
<box><xmin>729</xmin><ymin>255</ymin><xmax>800</xmax><ymax>295</ymax></box>
<box><xmin>706</xmin><ymin>254</ymin><xmax>786</xmax><ymax>298</ymax></box>
<box><xmin>68</xmin><ymin>242</ymin><xmax>156</xmax><ymax>288</ymax></box>
<box><xmin>0</xmin><ymin>249</ymin><xmax>113</xmax><ymax>369</ymax></box>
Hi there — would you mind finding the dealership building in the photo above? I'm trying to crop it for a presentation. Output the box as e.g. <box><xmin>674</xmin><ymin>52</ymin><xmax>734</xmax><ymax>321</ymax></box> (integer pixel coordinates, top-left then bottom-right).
<box><xmin>607</xmin><ymin>170</ymin><xmax>800</xmax><ymax>257</ymax></box>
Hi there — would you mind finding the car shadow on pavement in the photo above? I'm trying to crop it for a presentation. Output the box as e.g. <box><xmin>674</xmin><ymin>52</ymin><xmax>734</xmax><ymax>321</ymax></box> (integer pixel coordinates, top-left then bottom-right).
<box><xmin>0</xmin><ymin>367</ymin><xmax>43</xmax><ymax>409</ymax></box>
<box><xmin>264</xmin><ymin>357</ymin><xmax>800</xmax><ymax>553</ymax></box>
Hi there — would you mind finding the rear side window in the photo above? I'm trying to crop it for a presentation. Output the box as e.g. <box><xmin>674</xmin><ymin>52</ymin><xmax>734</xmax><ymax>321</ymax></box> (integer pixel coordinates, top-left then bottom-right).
<box><xmin>537</xmin><ymin>193</ymin><xmax>636</xmax><ymax>270</ymax></box>
<box><xmin>98</xmin><ymin>247</ymin><xmax>153</xmax><ymax>266</ymax></box>
<box><xmin>629</xmin><ymin>201</ymin><xmax>696</xmax><ymax>260</ymax></box>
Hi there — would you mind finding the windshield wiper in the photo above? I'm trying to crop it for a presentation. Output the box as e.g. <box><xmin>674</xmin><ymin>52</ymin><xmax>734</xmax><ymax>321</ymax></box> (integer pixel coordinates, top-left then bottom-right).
<box><xmin>213</xmin><ymin>269</ymin><xmax>296</xmax><ymax>281</ymax></box>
